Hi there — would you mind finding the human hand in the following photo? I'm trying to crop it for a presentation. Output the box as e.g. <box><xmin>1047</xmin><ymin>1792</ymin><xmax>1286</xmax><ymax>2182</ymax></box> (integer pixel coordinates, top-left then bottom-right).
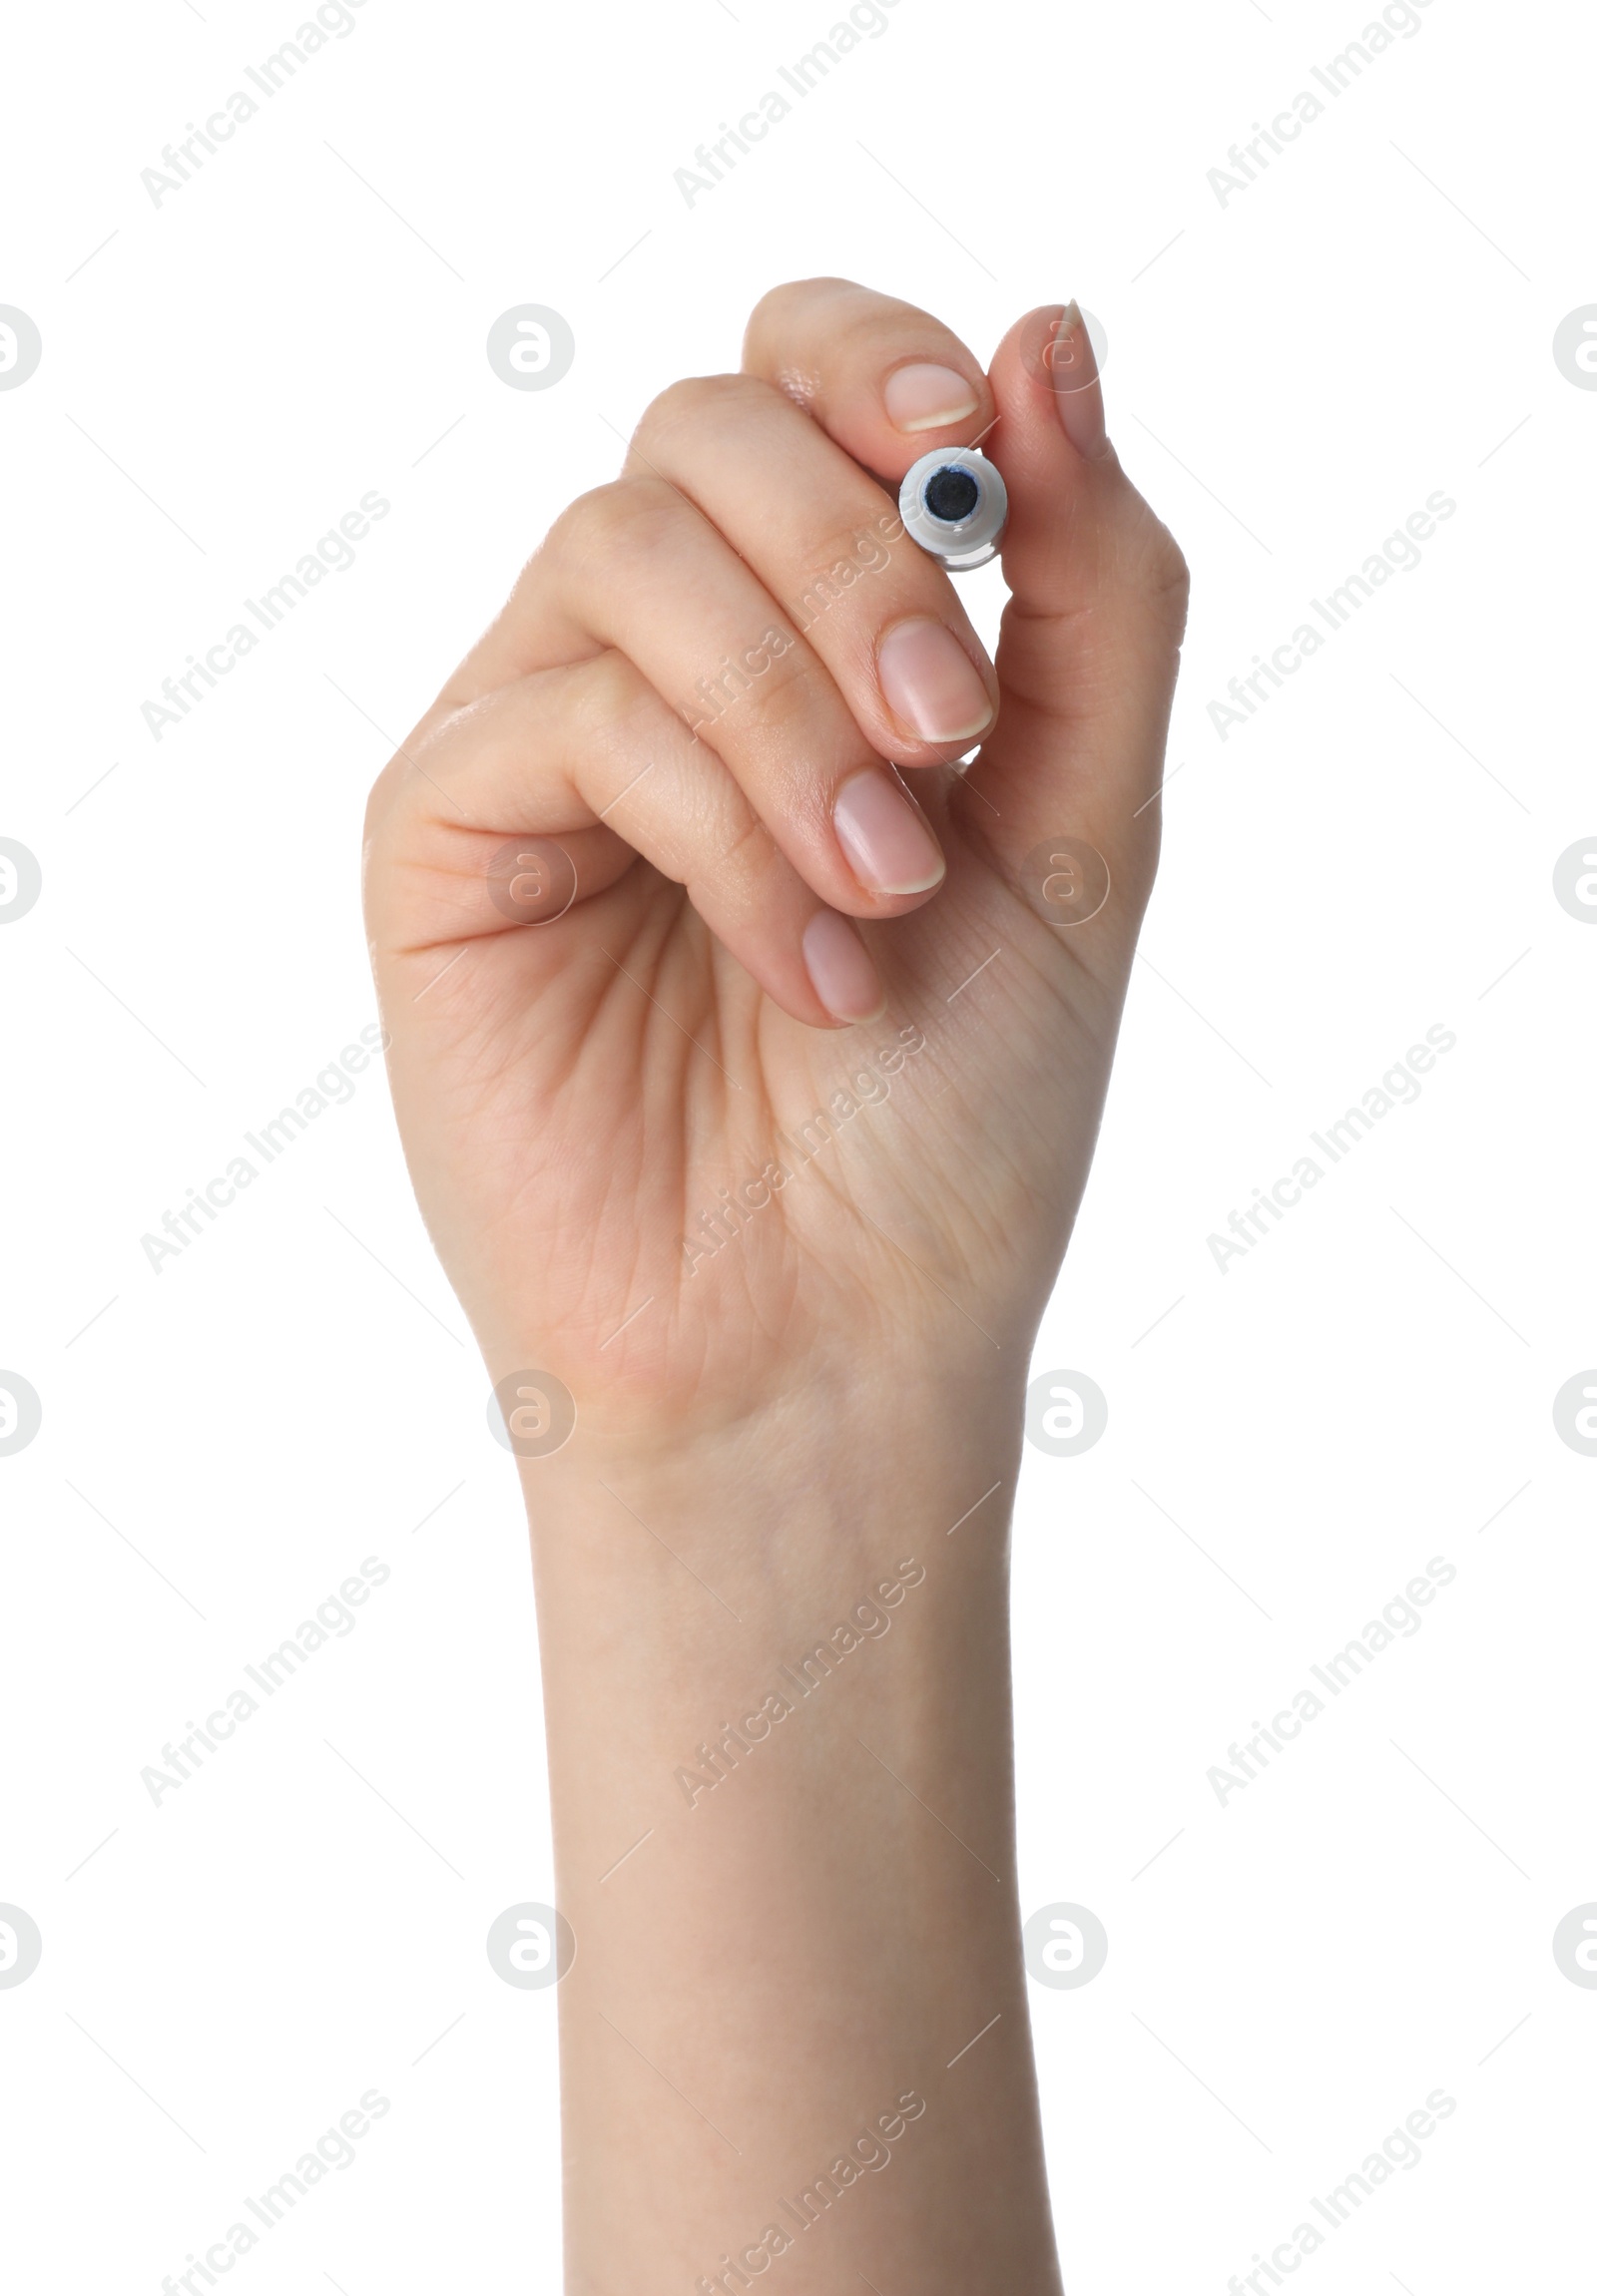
<box><xmin>363</xmin><ymin>278</ymin><xmax>1187</xmax><ymax>1450</ymax></box>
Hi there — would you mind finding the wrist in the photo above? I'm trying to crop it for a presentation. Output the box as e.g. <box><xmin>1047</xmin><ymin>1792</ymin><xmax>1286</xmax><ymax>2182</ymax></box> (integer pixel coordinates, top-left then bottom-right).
<box><xmin>519</xmin><ymin>1368</ymin><xmax>1027</xmax><ymax>1926</ymax></box>
<box><xmin>513</xmin><ymin>1348</ymin><xmax>1024</xmax><ymax>1538</ymax></box>
<box><xmin>523</xmin><ymin>1383</ymin><xmax>1022</xmax><ymax>1764</ymax></box>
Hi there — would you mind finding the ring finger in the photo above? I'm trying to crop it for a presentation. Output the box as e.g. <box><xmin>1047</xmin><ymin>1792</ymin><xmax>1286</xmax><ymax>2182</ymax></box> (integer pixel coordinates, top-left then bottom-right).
<box><xmin>625</xmin><ymin>371</ymin><xmax>1000</xmax><ymax>764</ymax></box>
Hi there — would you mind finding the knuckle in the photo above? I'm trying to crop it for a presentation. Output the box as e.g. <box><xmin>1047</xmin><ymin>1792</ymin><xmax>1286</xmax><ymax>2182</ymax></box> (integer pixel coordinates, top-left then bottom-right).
<box><xmin>750</xmin><ymin>643</ymin><xmax>817</xmax><ymax>719</ymax></box>
<box><xmin>746</xmin><ymin>276</ymin><xmax>860</xmax><ymax>339</ymax></box>
<box><xmin>552</xmin><ymin>476</ymin><xmax>684</xmax><ymax>567</ymax></box>
<box><xmin>362</xmin><ymin>759</ymin><xmax>396</xmax><ymax>834</ymax></box>
<box><xmin>1142</xmin><ymin>524</ymin><xmax>1192</xmax><ymax>638</ymax></box>
<box><xmin>364</xmin><ymin>705</ymin><xmax>440</xmax><ymax>824</ymax></box>
<box><xmin>788</xmin><ymin>515</ymin><xmax>905</xmax><ymax>624</ymax></box>
<box><xmin>1146</xmin><ymin>522</ymin><xmax>1192</xmax><ymax>609</ymax></box>
<box><xmin>635</xmin><ymin>370</ymin><xmax>771</xmax><ymax>449</ymax></box>
<box><xmin>580</xmin><ymin>646</ymin><xmax>646</xmax><ymax>727</ymax></box>
<box><xmin>716</xmin><ymin>804</ymin><xmax>781</xmax><ymax>886</ymax></box>
<box><xmin>1105</xmin><ymin>492</ymin><xmax>1192</xmax><ymax>641</ymax></box>
<box><xmin>582</xmin><ymin>652</ymin><xmax>689</xmax><ymax>776</ymax></box>
<box><xmin>740</xmin><ymin>649</ymin><xmax>840</xmax><ymax>750</ymax></box>
<box><xmin>696</xmin><ymin>639</ymin><xmax>835</xmax><ymax>756</ymax></box>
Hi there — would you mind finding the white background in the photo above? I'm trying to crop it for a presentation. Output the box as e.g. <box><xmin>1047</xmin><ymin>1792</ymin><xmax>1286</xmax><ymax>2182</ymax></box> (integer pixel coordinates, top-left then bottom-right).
<box><xmin>2</xmin><ymin>0</ymin><xmax>1593</xmax><ymax>2287</ymax></box>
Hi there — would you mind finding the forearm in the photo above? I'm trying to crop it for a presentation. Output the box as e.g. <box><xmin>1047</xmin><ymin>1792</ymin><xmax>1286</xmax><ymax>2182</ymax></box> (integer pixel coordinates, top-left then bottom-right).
<box><xmin>524</xmin><ymin>1384</ymin><xmax>1063</xmax><ymax>2294</ymax></box>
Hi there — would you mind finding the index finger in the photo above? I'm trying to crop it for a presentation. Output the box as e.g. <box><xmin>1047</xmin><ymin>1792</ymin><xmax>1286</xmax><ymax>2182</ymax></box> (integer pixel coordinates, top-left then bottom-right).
<box><xmin>742</xmin><ymin>276</ymin><xmax>997</xmax><ymax>485</ymax></box>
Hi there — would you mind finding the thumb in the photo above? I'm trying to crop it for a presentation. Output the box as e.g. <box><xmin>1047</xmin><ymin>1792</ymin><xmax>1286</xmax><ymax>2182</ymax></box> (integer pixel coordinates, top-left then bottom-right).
<box><xmin>970</xmin><ymin>302</ymin><xmax>1189</xmax><ymax>891</ymax></box>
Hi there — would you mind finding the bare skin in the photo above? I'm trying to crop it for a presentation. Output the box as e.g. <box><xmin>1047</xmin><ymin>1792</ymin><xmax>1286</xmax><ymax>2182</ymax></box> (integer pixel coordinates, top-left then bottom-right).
<box><xmin>363</xmin><ymin>278</ymin><xmax>1187</xmax><ymax>2293</ymax></box>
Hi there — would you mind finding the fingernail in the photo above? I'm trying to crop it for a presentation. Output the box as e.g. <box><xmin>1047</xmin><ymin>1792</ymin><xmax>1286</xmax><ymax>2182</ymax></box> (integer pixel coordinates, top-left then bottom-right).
<box><xmin>1040</xmin><ymin>301</ymin><xmax>1108</xmax><ymax>458</ymax></box>
<box><xmin>883</xmin><ymin>361</ymin><xmax>979</xmax><ymax>433</ymax></box>
<box><xmin>803</xmin><ymin>909</ymin><xmax>885</xmax><ymax>1023</ymax></box>
<box><xmin>877</xmin><ymin>617</ymin><xmax>995</xmax><ymax>744</ymax></box>
<box><xmin>832</xmin><ymin>767</ymin><xmax>946</xmax><ymax>897</ymax></box>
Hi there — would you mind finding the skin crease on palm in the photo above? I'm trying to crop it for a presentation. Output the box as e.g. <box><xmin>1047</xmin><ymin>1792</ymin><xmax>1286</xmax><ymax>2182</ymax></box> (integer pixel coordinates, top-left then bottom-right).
<box><xmin>362</xmin><ymin>279</ymin><xmax>1188</xmax><ymax>2291</ymax></box>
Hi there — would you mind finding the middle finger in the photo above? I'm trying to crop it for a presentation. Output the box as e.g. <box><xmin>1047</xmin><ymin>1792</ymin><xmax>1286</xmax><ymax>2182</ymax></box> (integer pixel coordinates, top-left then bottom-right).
<box><xmin>627</xmin><ymin>371</ymin><xmax>999</xmax><ymax>761</ymax></box>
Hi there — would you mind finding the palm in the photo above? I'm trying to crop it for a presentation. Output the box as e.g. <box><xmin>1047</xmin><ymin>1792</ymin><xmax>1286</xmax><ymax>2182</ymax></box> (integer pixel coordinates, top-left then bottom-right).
<box><xmin>376</xmin><ymin>736</ymin><xmax>1143</xmax><ymax>1433</ymax></box>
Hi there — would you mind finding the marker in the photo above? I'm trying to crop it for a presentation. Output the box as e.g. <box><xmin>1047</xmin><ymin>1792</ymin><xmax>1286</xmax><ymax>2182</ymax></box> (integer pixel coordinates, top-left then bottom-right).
<box><xmin>898</xmin><ymin>447</ymin><xmax>1008</xmax><ymax>572</ymax></box>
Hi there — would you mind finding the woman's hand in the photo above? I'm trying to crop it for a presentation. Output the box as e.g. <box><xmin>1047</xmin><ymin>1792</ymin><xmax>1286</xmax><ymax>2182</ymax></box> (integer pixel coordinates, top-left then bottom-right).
<box><xmin>362</xmin><ymin>280</ymin><xmax>1186</xmax><ymax>2292</ymax></box>
<box><xmin>362</xmin><ymin>280</ymin><xmax>1187</xmax><ymax>1451</ymax></box>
